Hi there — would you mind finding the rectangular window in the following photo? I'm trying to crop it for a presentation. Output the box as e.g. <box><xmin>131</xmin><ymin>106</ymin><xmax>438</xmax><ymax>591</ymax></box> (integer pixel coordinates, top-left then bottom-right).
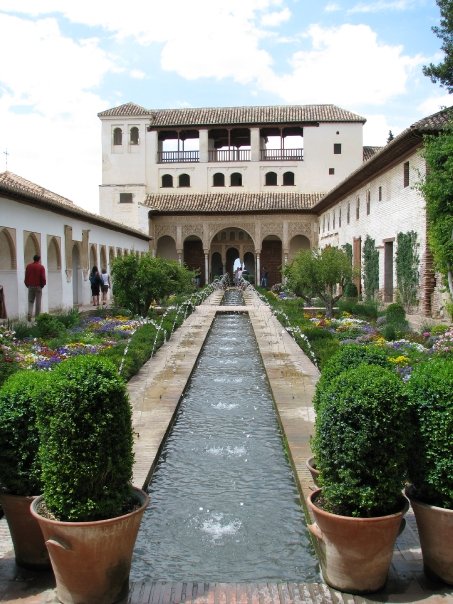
<box><xmin>356</xmin><ymin>197</ymin><xmax>360</xmax><ymax>220</ymax></box>
<box><xmin>404</xmin><ymin>161</ymin><xmax>410</xmax><ymax>187</ymax></box>
<box><xmin>329</xmin><ymin>167</ymin><xmax>335</xmax><ymax>175</ymax></box>
<box><xmin>334</xmin><ymin>143</ymin><xmax>342</xmax><ymax>154</ymax></box>
<box><xmin>333</xmin><ymin>211</ymin><xmax>336</xmax><ymax>230</ymax></box>
<box><xmin>323</xmin><ymin>216</ymin><xmax>326</xmax><ymax>232</ymax></box>
<box><xmin>366</xmin><ymin>190</ymin><xmax>371</xmax><ymax>215</ymax></box>
<box><xmin>378</xmin><ymin>186</ymin><xmax>382</xmax><ymax>201</ymax></box>
<box><xmin>119</xmin><ymin>193</ymin><xmax>133</xmax><ymax>203</ymax></box>
<box><xmin>339</xmin><ymin>208</ymin><xmax>342</xmax><ymax>227</ymax></box>
<box><xmin>347</xmin><ymin>203</ymin><xmax>350</xmax><ymax>224</ymax></box>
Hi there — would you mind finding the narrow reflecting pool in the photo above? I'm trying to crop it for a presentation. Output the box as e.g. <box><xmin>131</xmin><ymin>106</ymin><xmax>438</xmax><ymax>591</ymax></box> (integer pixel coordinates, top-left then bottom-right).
<box><xmin>131</xmin><ymin>312</ymin><xmax>318</xmax><ymax>582</ymax></box>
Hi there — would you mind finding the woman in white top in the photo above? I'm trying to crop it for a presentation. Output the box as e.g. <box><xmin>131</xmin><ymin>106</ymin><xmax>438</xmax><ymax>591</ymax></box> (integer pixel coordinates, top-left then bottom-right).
<box><xmin>100</xmin><ymin>268</ymin><xmax>111</xmax><ymax>306</ymax></box>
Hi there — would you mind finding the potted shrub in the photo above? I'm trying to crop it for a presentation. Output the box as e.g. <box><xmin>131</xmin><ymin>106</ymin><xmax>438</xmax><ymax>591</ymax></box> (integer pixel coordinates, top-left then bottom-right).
<box><xmin>309</xmin><ymin>364</ymin><xmax>410</xmax><ymax>593</ymax></box>
<box><xmin>0</xmin><ymin>370</ymin><xmax>50</xmax><ymax>569</ymax></box>
<box><xmin>405</xmin><ymin>357</ymin><xmax>453</xmax><ymax>585</ymax></box>
<box><xmin>30</xmin><ymin>355</ymin><xmax>149</xmax><ymax>604</ymax></box>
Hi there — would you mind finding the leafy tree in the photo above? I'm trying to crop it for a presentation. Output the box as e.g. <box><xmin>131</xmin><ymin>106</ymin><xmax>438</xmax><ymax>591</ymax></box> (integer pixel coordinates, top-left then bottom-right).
<box><xmin>423</xmin><ymin>0</ymin><xmax>453</xmax><ymax>92</ymax></box>
<box><xmin>387</xmin><ymin>130</ymin><xmax>394</xmax><ymax>143</ymax></box>
<box><xmin>284</xmin><ymin>246</ymin><xmax>352</xmax><ymax>318</ymax></box>
<box><xmin>362</xmin><ymin>235</ymin><xmax>379</xmax><ymax>301</ymax></box>
<box><xmin>418</xmin><ymin>119</ymin><xmax>453</xmax><ymax>299</ymax></box>
<box><xmin>395</xmin><ymin>231</ymin><xmax>420</xmax><ymax>310</ymax></box>
<box><xmin>111</xmin><ymin>254</ymin><xmax>195</xmax><ymax>316</ymax></box>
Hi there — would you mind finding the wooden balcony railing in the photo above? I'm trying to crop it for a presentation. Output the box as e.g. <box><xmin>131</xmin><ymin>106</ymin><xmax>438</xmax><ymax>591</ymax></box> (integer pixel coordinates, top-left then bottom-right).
<box><xmin>208</xmin><ymin>149</ymin><xmax>251</xmax><ymax>162</ymax></box>
<box><xmin>158</xmin><ymin>151</ymin><xmax>199</xmax><ymax>163</ymax></box>
<box><xmin>261</xmin><ymin>148</ymin><xmax>304</xmax><ymax>160</ymax></box>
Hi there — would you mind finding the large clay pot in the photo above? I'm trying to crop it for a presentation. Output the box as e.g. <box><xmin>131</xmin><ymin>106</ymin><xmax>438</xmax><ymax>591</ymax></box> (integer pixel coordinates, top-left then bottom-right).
<box><xmin>31</xmin><ymin>487</ymin><xmax>149</xmax><ymax>604</ymax></box>
<box><xmin>306</xmin><ymin>456</ymin><xmax>320</xmax><ymax>486</ymax></box>
<box><xmin>0</xmin><ymin>492</ymin><xmax>50</xmax><ymax>569</ymax></box>
<box><xmin>406</xmin><ymin>488</ymin><xmax>453</xmax><ymax>585</ymax></box>
<box><xmin>307</xmin><ymin>488</ymin><xmax>408</xmax><ymax>594</ymax></box>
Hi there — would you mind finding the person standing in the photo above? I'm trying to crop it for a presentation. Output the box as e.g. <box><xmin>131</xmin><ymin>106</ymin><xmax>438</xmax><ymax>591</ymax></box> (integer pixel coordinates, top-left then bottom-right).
<box><xmin>100</xmin><ymin>267</ymin><xmax>111</xmax><ymax>306</ymax></box>
<box><xmin>24</xmin><ymin>254</ymin><xmax>46</xmax><ymax>321</ymax></box>
<box><xmin>89</xmin><ymin>266</ymin><xmax>102</xmax><ymax>306</ymax></box>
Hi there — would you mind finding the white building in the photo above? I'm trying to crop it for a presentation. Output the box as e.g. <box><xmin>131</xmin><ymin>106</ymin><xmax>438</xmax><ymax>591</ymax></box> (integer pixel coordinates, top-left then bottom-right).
<box><xmin>0</xmin><ymin>172</ymin><xmax>150</xmax><ymax>320</ymax></box>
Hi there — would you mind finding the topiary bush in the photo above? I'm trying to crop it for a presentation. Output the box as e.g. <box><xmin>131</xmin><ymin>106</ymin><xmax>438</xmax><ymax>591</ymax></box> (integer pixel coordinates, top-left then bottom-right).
<box><xmin>35</xmin><ymin>355</ymin><xmax>134</xmax><ymax>521</ymax></box>
<box><xmin>313</xmin><ymin>364</ymin><xmax>410</xmax><ymax>517</ymax></box>
<box><xmin>385</xmin><ymin>303</ymin><xmax>409</xmax><ymax>334</ymax></box>
<box><xmin>0</xmin><ymin>370</ymin><xmax>47</xmax><ymax>495</ymax></box>
<box><xmin>406</xmin><ymin>357</ymin><xmax>453</xmax><ymax>509</ymax></box>
<box><xmin>312</xmin><ymin>344</ymin><xmax>391</xmax><ymax>412</ymax></box>
<box><xmin>35</xmin><ymin>313</ymin><xmax>67</xmax><ymax>339</ymax></box>
<box><xmin>343</xmin><ymin>282</ymin><xmax>358</xmax><ymax>300</ymax></box>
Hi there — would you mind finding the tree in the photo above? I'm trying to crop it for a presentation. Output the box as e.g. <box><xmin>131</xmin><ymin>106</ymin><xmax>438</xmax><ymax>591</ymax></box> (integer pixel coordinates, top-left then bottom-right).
<box><xmin>284</xmin><ymin>247</ymin><xmax>353</xmax><ymax>318</ymax></box>
<box><xmin>387</xmin><ymin>130</ymin><xmax>394</xmax><ymax>143</ymax></box>
<box><xmin>362</xmin><ymin>235</ymin><xmax>379</xmax><ymax>301</ymax></box>
<box><xmin>395</xmin><ymin>231</ymin><xmax>420</xmax><ymax>310</ymax></box>
<box><xmin>111</xmin><ymin>254</ymin><xmax>195</xmax><ymax>316</ymax></box>
<box><xmin>418</xmin><ymin>121</ymin><xmax>453</xmax><ymax>299</ymax></box>
<box><xmin>423</xmin><ymin>0</ymin><xmax>453</xmax><ymax>92</ymax></box>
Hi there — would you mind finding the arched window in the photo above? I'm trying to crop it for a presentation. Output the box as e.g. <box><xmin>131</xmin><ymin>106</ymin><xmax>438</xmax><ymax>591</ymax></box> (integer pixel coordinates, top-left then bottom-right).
<box><xmin>178</xmin><ymin>173</ymin><xmax>190</xmax><ymax>187</ymax></box>
<box><xmin>162</xmin><ymin>174</ymin><xmax>173</xmax><ymax>188</ymax></box>
<box><xmin>113</xmin><ymin>128</ymin><xmax>122</xmax><ymax>145</ymax></box>
<box><xmin>213</xmin><ymin>173</ymin><xmax>225</xmax><ymax>187</ymax></box>
<box><xmin>265</xmin><ymin>171</ymin><xmax>277</xmax><ymax>186</ymax></box>
<box><xmin>283</xmin><ymin>171</ymin><xmax>295</xmax><ymax>186</ymax></box>
<box><xmin>230</xmin><ymin>172</ymin><xmax>242</xmax><ymax>187</ymax></box>
<box><xmin>130</xmin><ymin>127</ymin><xmax>139</xmax><ymax>145</ymax></box>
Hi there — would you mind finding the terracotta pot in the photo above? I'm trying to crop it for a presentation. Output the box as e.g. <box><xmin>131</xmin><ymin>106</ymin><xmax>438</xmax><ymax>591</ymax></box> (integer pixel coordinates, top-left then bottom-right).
<box><xmin>0</xmin><ymin>492</ymin><xmax>50</xmax><ymax>569</ymax></box>
<box><xmin>307</xmin><ymin>488</ymin><xmax>408</xmax><ymax>594</ymax></box>
<box><xmin>31</xmin><ymin>487</ymin><xmax>149</xmax><ymax>604</ymax></box>
<box><xmin>306</xmin><ymin>456</ymin><xmax>320</xmax><ymax>486</ymax></box>
<box><xmin>406</xmin><ymin>488</ymin><xmax>453</xmax><ymax>585</ymax></box>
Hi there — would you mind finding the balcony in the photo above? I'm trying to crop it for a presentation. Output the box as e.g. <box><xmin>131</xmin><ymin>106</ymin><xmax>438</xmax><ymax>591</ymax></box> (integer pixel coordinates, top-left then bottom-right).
<box><xmin>208</xmin><ymin>149</ymin><xmax>251</xmax><ymax>162</ymax></box>
<box><xmin>261</xmin><ymin>149</ymin><xmax>304</xmax><ymax>160</ymax></box>
<box><xmin>158</xmin><ymin>151</ymin><xmax>199</xmax><ymax>163</ymax></box>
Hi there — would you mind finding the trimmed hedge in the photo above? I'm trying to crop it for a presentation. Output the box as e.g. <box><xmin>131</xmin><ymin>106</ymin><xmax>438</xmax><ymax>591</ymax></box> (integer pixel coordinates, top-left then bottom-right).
<box><xmin>313</xmin><ymin>364</ymin><xmax>410</xmax><ymax>517</ymax></box>
<box><xmin>406</xmin><ymin>357</ymin><xmax>453</xmax><ymax>509</ymax></box>
<box><xmin>36</xmin><ymin>356</ymin><xmax>134</xmax><ymax>521</ymax></box>
<box><xmin>0</xmin><ymin>370</ymin><xmax>46</xmax><ymax>495</ymax></box>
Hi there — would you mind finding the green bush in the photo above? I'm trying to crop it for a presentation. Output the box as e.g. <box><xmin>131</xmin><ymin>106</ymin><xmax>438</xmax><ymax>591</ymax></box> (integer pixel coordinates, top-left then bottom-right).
<box><xmin>313</xmin><ymin>344</ymin><xmax>391</xmax><ymax>411</ymax></box>
<box><xmin>313</xmin><ymin>364</ymin><xmax>410</xmax><ymax>517</ymax></box>
<box><xmin>36</xmin><ymin>356</ymin><xmax>134</xmax><ymax>521</ymax></box>
<box><xmin>0</xmin><ymin>371</ymin><xmax>47</xmax><ymax>495</ymax></box>
<box><xmin>36</xmin><ymin>313</ymin><xmax>67</xmax><ymax>339</ymax></box>
<box><xmin>406</xmin><ymin>357</ymin><xmax>453</xmax><ymax>509</ymax></box>
<box><xmin>337</xmin><ymin>299</ymin><xmax>379</xmax><ymax>319</ymax></box>
<box><xmin>385</xmin><ymin>303</ymin><xmax>409</xmax><ymax>333</ymax></box>
<box><xmin>0</xmin><ymin>349</ymin><xmax>19</xmax><ymax>388</ymax></box>
<box><xmin>343</xmin><ymin>282</ymin><xmax>358</xmax><ymax>299</ymax></box>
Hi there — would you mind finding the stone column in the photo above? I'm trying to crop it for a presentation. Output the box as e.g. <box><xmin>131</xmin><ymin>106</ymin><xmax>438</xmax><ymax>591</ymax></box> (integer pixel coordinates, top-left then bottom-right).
<box><xmin>256</xmin><ymin>252</ymin><xmax>261</xmax><ymax>285</ymax></box>
<box><xmin>204</xmin><ymin>252</ymin><xmax>209</xmax><ymax>284</ymax></box>
<box><xmin>199</xmin><ymin>130</ymin><xmax>208</xmax><ymax>163</ymax></box>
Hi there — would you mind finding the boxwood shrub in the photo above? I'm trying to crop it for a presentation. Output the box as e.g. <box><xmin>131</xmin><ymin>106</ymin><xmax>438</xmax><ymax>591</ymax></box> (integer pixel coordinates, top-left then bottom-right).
<box><xmin>313</xmin><ymin>363</ymin><xmax>410</xmax><ymax>517</ymax></box>
<box><xmin>36</xmin><ymin>355</ymin><xmax>134</xmax><ymax>521</ymax></box>
<box><xmin>406</xmin><ymin>357</ymin><xmax>453</xmax><ymax>509</ymax></box>
<box><xmin>312</xmin><ymin>344</ymin><xmax>391</xmax><ymax>411</ymax></box>
<box><xmin>0</xmin><ymin>370</ymin><xmax>47</xmax><ymax>495</ymax></box>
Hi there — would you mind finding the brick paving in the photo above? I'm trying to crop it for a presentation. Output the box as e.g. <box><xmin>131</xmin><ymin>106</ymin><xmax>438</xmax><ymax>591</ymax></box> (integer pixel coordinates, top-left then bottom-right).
<box><xmin>0</xmin><ymin>289</ymin><xmax>452</xmax><ymax>603</ymax></box>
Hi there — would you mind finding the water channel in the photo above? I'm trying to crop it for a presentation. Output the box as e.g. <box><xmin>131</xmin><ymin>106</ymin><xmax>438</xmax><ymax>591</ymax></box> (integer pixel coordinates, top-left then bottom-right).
<box><xmin>131</xmin><ymin>291</ymin><xmax>318</xmax><ymax>582</ymax></box>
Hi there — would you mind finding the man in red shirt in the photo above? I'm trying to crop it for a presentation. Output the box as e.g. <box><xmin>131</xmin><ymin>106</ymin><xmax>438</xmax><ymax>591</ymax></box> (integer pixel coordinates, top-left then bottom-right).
<box><xmin>24</xmin><ymin>254</ymin><xmax>46</xmax><ymax>322</ymax></box>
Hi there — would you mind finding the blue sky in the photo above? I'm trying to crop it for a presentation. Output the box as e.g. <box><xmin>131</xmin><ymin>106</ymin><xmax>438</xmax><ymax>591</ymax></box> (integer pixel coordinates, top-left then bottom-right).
<box><xmin>0</xmin><ymin>0</ymin><xmax>451</xmax><ymax>213</ymax></box>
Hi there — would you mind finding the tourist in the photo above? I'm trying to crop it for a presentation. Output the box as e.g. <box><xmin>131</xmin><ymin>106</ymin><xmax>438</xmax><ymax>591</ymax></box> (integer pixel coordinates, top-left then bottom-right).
<box><xmin>89</xmin><ymin>265</ymin><xmax>102</xmax><ymax>306</ymax></box>
<box><xmin>260</xmin><ymin>267</ymin><xmax>268</xmax><ymax>288</ymax></box>
<box><xmin>100</xmin><ymin>268</ymin><xmax>111</xmax><ymax>306</ymax></box>
<box><xmin>24</xmin><ymin>254</ymin><xmax>46</xmax><ymax>322</ymax></box>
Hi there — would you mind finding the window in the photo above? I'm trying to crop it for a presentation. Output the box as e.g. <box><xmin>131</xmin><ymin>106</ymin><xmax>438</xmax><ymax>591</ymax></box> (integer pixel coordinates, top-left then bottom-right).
<box><xmin>329</xmin><ymin>168</ymin><xmax>335</xmax><ymax>175</ymax></box>
<box><xmin>334</xmin><ymin>143</ymin><xmax>342</xmax><ymax>154</ymax></box>
<box><xmin>322</xmin><ymin>216</ymin><xmax>326</xmax><ymax>233</ymax></box>
<box><xmin>230</xmin><ymin>172</ymin><xmax>242</xmax><ymax>187</ymax></box>
<box><xmin>404</xmin><ymin>161</ymin><xmax>410</xmax><ymax>187</ymax></box>
<box><xmin>113</xmin><ymin>127</ymin><xmax>122</xmax><ymax>145</ymax></box>
<box><xmin>130</xmin><ymin>127</ymin><xmax>139</xmax><ymax>145</ymax></box>
<box><xmin>347</xmin><ymin>203</ymin><xmax>350</xmax><ymax>224</ymax></box>
<box><xmin>161</xmin><ymin>174</ymin><xmax>173</xmax><ymax>188</ymax></box>
<box><xmin>213</xmin><ymin>173</ymin><xmax>225</xmax><ymax>187</ymax></box>
<box><xmin>283</xmin><ymin>171</ymin><xmax>295</xmax><ymax>186</ymax></box>
<box><xmin>339</xmin><ymin>208</ymin><xmax>342</xmax><ymax>227</ymax></box>
<box><xmin>378</xmin><ymin>186</ymin><xmax>382</xmax><ymax>201</ymax></box>
<box><xmin>265</xmin><ymin>171</ymin><xmax>277</xmax><ymax>186</ymax></box>
<box><xmin>356</xmin><ymin>197</ymin><xmax>360</xmax><ymax>220</ymax></box>
<box><xmin>178</xmin><ymin>173</ymin><xmax>190</xmax><ymax>187</ymax></box>
<box><xmin>327</xmin><ymin>215</ymin><xmax>330</xmax><ymax>231</ymax></box>
<box><xmin>366</xmin><ymin>190</ymin><xmax>371</xmax><ymax>215</ymax></box>
<box><xmin>119</xmin><ymin>193</ymin><xmax>133</xmax><ymax>203</ymax></box>
<box><xmin>333</xmin><ymin>211</ymin><xmax>336</xmax><ymax>230</ymax></box>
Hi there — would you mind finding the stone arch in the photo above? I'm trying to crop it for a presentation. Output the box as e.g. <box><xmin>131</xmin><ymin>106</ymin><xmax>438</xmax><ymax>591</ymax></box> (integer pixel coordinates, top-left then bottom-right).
<box><xmin>116</xmin><ymin>247</ymin><xmax>123</xmax><ymax>257</ymax></box>
<box><xmin>156</xmin><ymin>235</ymin><xmax>177</xmax><ymax>260</ymax></box>
<box><xmin>289</xmin><ymin>234</ymin><xmax>310</xmax><ymax>261</ymax></box>
<box><xmin>24</xmin><ymin>232</ymin><xmax>40</xmax><ymax>266</ymax></box>
<box><xmin>0</xmin><ymin>228</ymin><xmax>18</xmax><ymax>317</ymax></box>
<box><xmin>100</xmin><ymin>246</ymin><xmax>107</xmax><ymax>271</ymax></box>
<box><xmin>47</xmin><ymin>236</ymin><xmax>62</xmax><ymax>311</ymax></box>
<box><xmin>243</xmin><ymin>251</ymin><xmax>255</xmax><ymax>282</ymax></box>
<box><xmin>183</xmin><ymin>235</ymin><xmax>204</xmax><ymax>284</ymax></box>
<box><xmin>261</xmin><ymin>234</ymin><xmax>282</xmax><ymax>286</ymax></box>
<box><xmin>89</xmin><ymin>244</ymin><xmax>98</xmax><ymax>270</ymax></box>
<box><xmin>109</xmin><ymin>246</ymin><xmax>116</xmax><ymax>267</ymax></box>
<box><xmin>211</xmin><ymin>251</ymin><xmax>223</xmax><ymax>278</ymax></box>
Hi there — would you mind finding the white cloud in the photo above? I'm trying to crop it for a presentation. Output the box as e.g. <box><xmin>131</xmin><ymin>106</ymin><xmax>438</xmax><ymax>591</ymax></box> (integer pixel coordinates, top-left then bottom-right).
<box><xmin>417</xmin><ymin>93</ymin><xmax>453</xmax><ymax>115</ymax></box>
<box><xmin>324</xmin><ymin>3</ymin><xmax>341</xmax><ymax>12</ymax></box>
<box><xmin>363</xmin><ymin>113</ymin><xmax>397</xmax><ymax>145</ymax></box>
<box><xmin>257</xmin><ymin>24</ymin><xmax>424</xmax><ymax>106</ymax></box>
<box><xmin>348</xmin><ymin>0</ymin><xmax>415</xmax><ymax>13</ymax></box>
<box><xmin>260</xmin><ymin>8</ymin><xmax>291</xmax><ymax>26</ymax></box>
<box><xmin>130</xmin><ymin>69</ymin><xmax>146</xmax><ymax>80</ymax></box>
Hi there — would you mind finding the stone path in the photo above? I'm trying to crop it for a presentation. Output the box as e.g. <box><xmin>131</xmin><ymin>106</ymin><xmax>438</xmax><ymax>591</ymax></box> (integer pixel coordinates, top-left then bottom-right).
<box><xmin>0</xmin><ymin>289</ymin><xmax>452</xmax><ymax>603</ymax></box>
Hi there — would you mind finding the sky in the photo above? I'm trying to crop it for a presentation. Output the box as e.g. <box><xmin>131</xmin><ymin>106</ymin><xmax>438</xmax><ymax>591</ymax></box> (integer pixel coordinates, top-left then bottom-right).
<box><xmin>0</xmin><ymin>0</ymin><xmax>451</xmax><ymax>214</ymax></box>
